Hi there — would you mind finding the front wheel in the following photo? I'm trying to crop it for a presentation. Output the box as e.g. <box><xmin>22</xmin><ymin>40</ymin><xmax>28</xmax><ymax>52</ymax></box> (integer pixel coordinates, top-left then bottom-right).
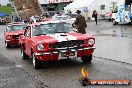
<box><xmin>32</xmin><ymin>53</ymin><xmax>43</xmax><ymax>69</ymax></box>
<box><xmin>108</xmin><ymin>18</ymin><xmax>112</xmax><ymax>21</ymax></box>
<box><xmin>5</xmin><ymin>42</ymin><xmax>11</xmax><ymax>49</ymax></box>
<box><xmin>21</xmin><ymin>48</ymin><xmax>29</xmax><ymax>59</ymax></box>
<box><xmin>128</xmin><ymin>21</ymin><xmax>132</xmax><ymax>24</ymax></box>
<box><xmin>81</xmin><ymin>55</ymin><xmax>92</xmax><ymax>63</ymax></box>
<box><xmin>112</xmin><ymin>19</ymin><xmax>118</xmax><ymax>25</ymax></box>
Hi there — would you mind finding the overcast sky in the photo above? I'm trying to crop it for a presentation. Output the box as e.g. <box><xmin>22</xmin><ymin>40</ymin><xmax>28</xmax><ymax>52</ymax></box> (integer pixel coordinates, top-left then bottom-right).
<box><xmin>0</xmin><ymin>0</ymin><xmax>9</xmax><ymax>5</ymax></box>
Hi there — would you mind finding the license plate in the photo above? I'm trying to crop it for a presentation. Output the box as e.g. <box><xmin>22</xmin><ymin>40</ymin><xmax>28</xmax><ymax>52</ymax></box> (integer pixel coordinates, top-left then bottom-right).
<box><xmin>61</xmin><ymin>52</ymin><xmax>75</xmax><ymax>57</ymax></box>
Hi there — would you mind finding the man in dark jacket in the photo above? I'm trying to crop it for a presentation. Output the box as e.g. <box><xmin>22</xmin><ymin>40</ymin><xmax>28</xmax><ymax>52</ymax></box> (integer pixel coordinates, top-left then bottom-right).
<box><xmin>74</xmin><ymin>10</ymin><xmax>87</xmax><ymax>34</ymax></box>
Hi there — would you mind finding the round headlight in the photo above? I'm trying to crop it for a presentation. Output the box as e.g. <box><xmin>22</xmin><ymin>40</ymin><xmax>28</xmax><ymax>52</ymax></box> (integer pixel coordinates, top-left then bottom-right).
<box><xmin>37</xmin><ymin>44</ymin><xmax>44</xmax><ymax>51</ymax></box>
<box><xmin>6</xmin><ymin>35</ymin><xmax>12</xmax><ymax>39</ymax></box>
<box><xmin>88</xmin><ymin>39</ymin><xmax>94</xmax><ymax>45</ymax></box>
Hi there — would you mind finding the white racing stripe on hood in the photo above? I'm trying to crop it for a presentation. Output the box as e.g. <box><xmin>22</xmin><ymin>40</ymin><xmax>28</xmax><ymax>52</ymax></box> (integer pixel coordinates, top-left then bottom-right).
<box><xmin>47</xmin><ymin>33</ymin><xmax>67</xmax><ymax>42</ymax></box>
<box><xmin>65</xmin><ymin>34</ymin><xmax>77</xmax><ymax>41</ymax></box>
<box><xmin>47</xmin><ymin>33</ymin><xmax>77</xmax><ymax>42</ymax></box>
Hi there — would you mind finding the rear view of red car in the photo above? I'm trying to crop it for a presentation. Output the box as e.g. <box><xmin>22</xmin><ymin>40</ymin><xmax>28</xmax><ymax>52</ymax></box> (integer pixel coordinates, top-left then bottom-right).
<box><xmin>4</xmin><ymin>22</ymin><xmax>26</xmax><ymax>48</ymax></box>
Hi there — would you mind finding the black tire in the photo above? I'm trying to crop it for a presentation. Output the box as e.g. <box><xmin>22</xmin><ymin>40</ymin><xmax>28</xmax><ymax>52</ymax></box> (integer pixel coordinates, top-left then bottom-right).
<box><xmin>21</xmin><ymin>47</ymin><xmax>29</xmax><ymax>59</ymax></box>
<box><xmin>112</xmin><ymin>19</ymin><xmax>118</xmax><ymax>25</ymax></box>
<box><xmin>81</xmin><ymin>55</ymin><xmax>92</xmax><ymax>63</ymax></box>
<box><xmin>5</xmin><ymin>42</ymin><xmax>11</xmax><ymax>49</ymax></box>
<box><xmin>128</xmin><ymin>22</ymin><xmax>131</xmax><ymax>25</ymax></box>
<box><xmin>108</xmin><ymin>19</ymin><xmax>112</xmax><ymax>21</ymax></box>
<box><xmin>32</xmin><ymin>53</ymin><xmax>43</xmax><ymax>69</ymax></box>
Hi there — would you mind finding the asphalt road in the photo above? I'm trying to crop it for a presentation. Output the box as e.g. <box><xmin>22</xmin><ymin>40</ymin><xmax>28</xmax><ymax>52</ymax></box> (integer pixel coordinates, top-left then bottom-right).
<box><xmin>86</xmin><ymin>21</ymin><xmax>132</xmax><ymax>64</ymax></box>
<box><xmin>0</xmin><ymin>21</ymin><xmax>132</xmax><ymax>88</ymax></box>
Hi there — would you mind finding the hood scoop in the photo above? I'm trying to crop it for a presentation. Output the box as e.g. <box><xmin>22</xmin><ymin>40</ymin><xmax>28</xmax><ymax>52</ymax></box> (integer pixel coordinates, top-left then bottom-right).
<box><xmin>60</xmin><ymin>34</ymin><xmax>68</xmax><ymax>36</ymax></box>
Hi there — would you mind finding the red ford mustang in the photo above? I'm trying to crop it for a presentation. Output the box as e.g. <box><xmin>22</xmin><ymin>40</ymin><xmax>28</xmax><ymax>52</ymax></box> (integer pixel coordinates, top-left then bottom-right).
<box><xmin>4</xmin><ymin>22</ymin><xmax>26</xmax><ymax>48</ymax></box>
<box><xmin>19</xmin><ymin>21</ymin><xmax>95</xmax><ymax>68</ymax></box>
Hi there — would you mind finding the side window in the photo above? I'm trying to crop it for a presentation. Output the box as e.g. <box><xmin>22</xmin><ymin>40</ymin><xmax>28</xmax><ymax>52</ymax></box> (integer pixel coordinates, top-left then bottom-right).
<box><xmin>100</xmin><ymin>5</ymin><xmax>105</xmax><ymax>10</ymax></box>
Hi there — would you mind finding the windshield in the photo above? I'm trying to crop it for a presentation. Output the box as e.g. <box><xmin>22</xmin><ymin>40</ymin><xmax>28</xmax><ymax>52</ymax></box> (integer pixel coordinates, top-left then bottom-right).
<box><xmin>7</xmin><ymin>25</ymin><xmax>24</xmax><ymax>31</ymax></box>
<box><xmin>32</xmin><ymin>23</ymin><xmax>73</xmax><ymax>36</ymax></box>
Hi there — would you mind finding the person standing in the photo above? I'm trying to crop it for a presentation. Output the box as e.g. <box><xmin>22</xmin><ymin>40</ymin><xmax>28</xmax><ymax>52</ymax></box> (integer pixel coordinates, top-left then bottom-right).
<box><xmin>92</xmin><ymin>10</ymin><xmax>98</xmax><ymax>25</ymax></box>
<box><xmin>15</xmin><ymin>17</ymin><xmax>19</xmax><ymax>22</ymax></box>
<box><xmin>74</xmin><ymin>10</ymin><xmax>87</xmax><ymax>34</ymax></box>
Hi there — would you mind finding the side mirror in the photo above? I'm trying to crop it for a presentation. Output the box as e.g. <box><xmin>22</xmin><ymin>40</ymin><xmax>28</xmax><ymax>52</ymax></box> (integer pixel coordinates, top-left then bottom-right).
<box><xmin>26</xmin><ymin>33</ymin><xmax>30</xmax><ymax>37</ymax></box>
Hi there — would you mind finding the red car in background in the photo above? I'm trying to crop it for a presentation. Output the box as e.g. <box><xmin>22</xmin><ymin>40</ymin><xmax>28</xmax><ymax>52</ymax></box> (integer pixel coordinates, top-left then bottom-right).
<box><xmin>19</xmin><ymin>21</ymin><xmax>95</xmax><ymax>69</ymax></box>
<box><xmin>105</xmin><ymin>12</ymin><xmax>112</xmax><ymax>21</ymax></box>
<box><xmin>4</xmin><ymin>22</ymin><xmax>26</xmax><ymax>48</ymax></box>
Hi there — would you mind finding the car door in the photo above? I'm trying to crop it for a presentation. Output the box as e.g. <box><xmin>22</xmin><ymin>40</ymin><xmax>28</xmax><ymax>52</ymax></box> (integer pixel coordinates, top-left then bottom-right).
<box><xmin>19</xmin><ymin>27</ymin><xmax>27</xmax><ymax>44</ymax></box>
<box><xmin>24</xmin><ymin>26</ymin><xmax>32</xmax><ymax>57</ymax></box>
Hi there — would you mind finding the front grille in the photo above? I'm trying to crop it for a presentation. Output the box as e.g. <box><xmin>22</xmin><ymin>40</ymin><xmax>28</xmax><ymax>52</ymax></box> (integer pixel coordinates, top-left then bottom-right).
<box><xmin>12</xmin><ymin>34</ymin><xmax>23</xmax><ymax>39</ymax></box>
<box><xmin>49</xmin><ymin>40</ymin><xmax>85</xmax><ymax>49</ymax></box>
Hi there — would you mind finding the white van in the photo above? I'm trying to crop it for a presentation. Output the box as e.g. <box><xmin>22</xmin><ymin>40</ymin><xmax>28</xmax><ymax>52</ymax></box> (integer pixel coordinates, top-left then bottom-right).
<box><xmin>112</xmin><ymin>0</ymin><xmax>132</xmax><ymax>25</ymax></box>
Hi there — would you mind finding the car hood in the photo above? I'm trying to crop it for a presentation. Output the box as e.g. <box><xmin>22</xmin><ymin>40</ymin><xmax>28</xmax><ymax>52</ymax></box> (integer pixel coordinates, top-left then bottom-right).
<box><xmin>32</xmin><ymin>33</ymin><xmax>94</xmax><ymax>44</ymax></box>
<box><xmin>5</xmin><ymin>30</ymin><xmax>24</xmax><ymax>36</ymax></box>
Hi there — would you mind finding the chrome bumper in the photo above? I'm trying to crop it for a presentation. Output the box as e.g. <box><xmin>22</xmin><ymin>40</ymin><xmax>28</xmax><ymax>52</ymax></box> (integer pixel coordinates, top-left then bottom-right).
<box><xmin>6</xmin><ymin>39</ymin><xmax>19</xmax><ymax>42</ymax></box>
<box><xmin>35</xmin><ymin>47</ymin><xmax>95</xmax><ymax>56</ymax></box>
<box><xmin>6</xmin><ymin>40</ymin><xmax>12</xmax><ymax>42</ymax></box>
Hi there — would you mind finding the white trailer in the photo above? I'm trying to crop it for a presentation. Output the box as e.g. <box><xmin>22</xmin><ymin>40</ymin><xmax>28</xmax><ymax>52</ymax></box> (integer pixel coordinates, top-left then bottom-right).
<box><xmin>112</xmin><ymin>0</ymin><xmax>132</xmax><ymax>25</ymax></box>
<box><xmin>64</xmin><ymin>0</ymin><xmax>117</xmax><ymax>20</ymax></box>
